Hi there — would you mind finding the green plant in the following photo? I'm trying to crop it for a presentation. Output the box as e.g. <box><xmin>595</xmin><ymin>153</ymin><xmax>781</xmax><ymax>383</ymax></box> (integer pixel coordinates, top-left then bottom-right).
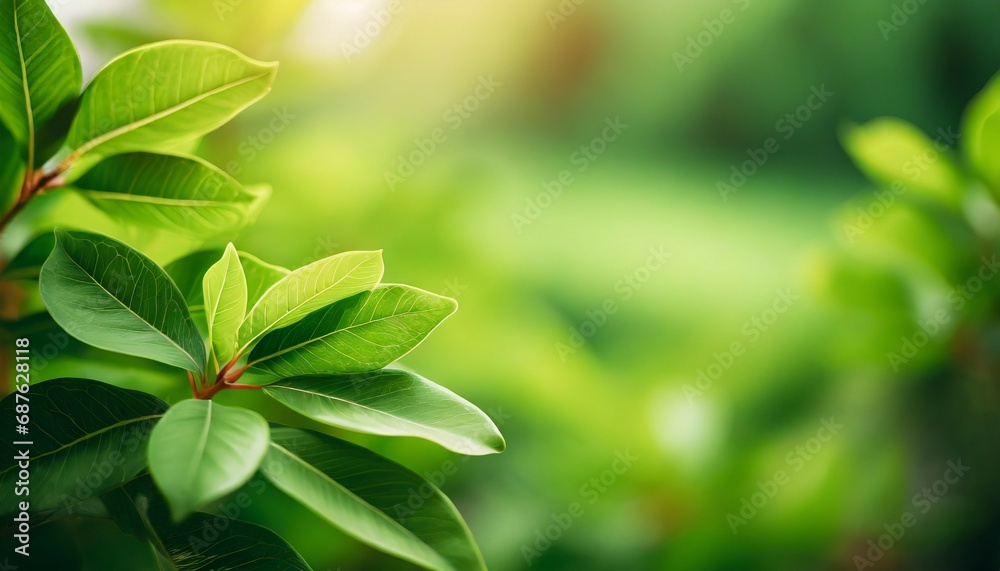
<box><xmin>0</xmin><ymin>1</ymin><xmax>503</xmax><ymax>569</ymax></box>
<box><xmin>817</xmin><ymin>72</ymin><xmax>1000</xmax><ymax>369</ymax></box>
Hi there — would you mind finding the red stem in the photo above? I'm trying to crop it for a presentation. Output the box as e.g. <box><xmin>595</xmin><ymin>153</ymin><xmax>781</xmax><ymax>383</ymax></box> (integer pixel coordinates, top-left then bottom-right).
<box><xmin>187</xmin><ymin>371</ymin><xmax>201</xmax><ymax>398</ymax></box>
<box><xmin>0</xmin><ymin>162</ymin><xmax>69</xmax><ymax>238</ymax></box>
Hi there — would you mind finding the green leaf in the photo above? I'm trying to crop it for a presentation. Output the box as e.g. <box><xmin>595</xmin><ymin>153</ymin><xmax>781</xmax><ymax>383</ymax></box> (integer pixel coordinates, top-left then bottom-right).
<box><xmin>165</xmin><ymin>249</ymin><xmax>289</xmax><ymax>311</ymax></box>
<box><xmin>0</xmin><ymin>0</ymin><xmax>82</xmax><ymax>166</ymax></box>
<box><xmin>248</xmin><ymin>285</ymin><xmax>456</xmax><ymax>376</ymax></box>
<box><xmin>104</xmin><ymin>476</ymin><xmax>312</xmax><ymax>570</ymax></box>
<box><xmin>65</xmin><ymin>40</ymin><xmax>277</xmax><ymax>161</ymax></box>
<box><xmin>148</xmin><ymin>399</ymin><xmax>269</xmax><ymax>521</ymax></box>
<box><xmin>203</xmin><ymin>243</ymin><xmax>246</xmax><ymax>367</ymax></box>
<box><xmin>165</xmin><ymin>248</ymin><xmax>224</xmax><ymax>307</ymax></box>
<box><xmin>241</xmin><ymin>251</ymin><xmax>290</xmax><ymax>306</ymax></box>
<box><xmin>264</xmin><ymin>426</ymin><xmax>486</xmax><ymax>571</ymax></box>
<box><xmin>963</xmin><ymin>72</ymin><xmax>1000</xmax><ymax>194</ymax></box>
<box><xmin>237</xmin><ymin>250</ymin><xmax>384</xmax><ymax>352</ymax></box>
<box><xmin>842</xmin><ymin>118</ymin><xmax>963</xmax><ymax>207</ymax></box>
<box><xmin>71</xmin><ymin>152</ymin><xmax>263</xmax><ymax>236</ymax></box>
<box><xmin>0</xmin><ymin>119</ymin><xmax>23</xmax><ymax>211</ymax></box>
<box><xmin>264</xmin><ymin>370</ymin><xmax>505</xmax><ymax>455</ymax></box>
<box><xmin>39</xmin><ymin>229</ymin><xmax>207</xmax><ymax>374</ymax></box>
<box><xmin>0</xmin><ymin>378</ymin><xmax>167</xmax><ymax>515</ymax></box>
<box><xmin>0</xmin><ymin>230</ymin><xmax>53</xmax><ymax>280</ymax></box>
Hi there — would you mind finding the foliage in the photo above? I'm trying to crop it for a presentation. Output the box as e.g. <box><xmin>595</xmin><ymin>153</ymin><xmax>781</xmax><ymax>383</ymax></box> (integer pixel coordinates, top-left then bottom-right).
<box><xmin>0</xmin><ymin>1</ymin><xmax>503</xmax><ymax>569</ymax></box>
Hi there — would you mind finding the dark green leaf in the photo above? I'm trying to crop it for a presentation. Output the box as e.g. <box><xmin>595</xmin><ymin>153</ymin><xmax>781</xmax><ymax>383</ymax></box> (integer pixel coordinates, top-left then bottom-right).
<box><xmin>0</xmin><ymin>119</ymin><xmax>23</xmax><ymax>211</ymax></box>
<box><xmin>104</xmin><ymin>475</ymin><xmax>312</xmax><ymax>570</ymax></box>
<box><xmin>0</xmin><ymin>378</ymin><xmax>167</xmax><ymax>515</ymax></box>
<box><xmin>263</xmin><ymin>426</ymin><xmax>486</xmax><ymax>571</ymax></box>
<box><xmin>0</xmin><ymin>0</ymin><xmax>82</xmax><ymax>165</ymax></box>
<box><xmin>39</xmin><ymin>229</ymin><xmax>207</xmax><ymax>374</ymax></box>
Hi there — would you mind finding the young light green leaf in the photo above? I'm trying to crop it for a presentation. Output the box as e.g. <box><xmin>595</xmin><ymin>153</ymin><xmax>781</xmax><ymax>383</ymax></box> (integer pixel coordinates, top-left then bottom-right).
<box><xmin>0</xmin><ymin>230</ymin><xmax>53</xmax><ymax>280</ymax></box>
<box><xmin>263</xmin><ymin>370</ymin><xmax>505</xmax><ymax>455</ymax></box>
<box><xmin>263</xmin><ymin>426</ymin><xmax>487</xmax><ymax>571</ymax></box>
<box><xmin>0</xmin><ymin>0</ymin><xmax>82</xmax><ymax>166</ymax></box>
<box><xmin>165</xmin><ymin>249</ymin><xmax>288</xmax><ymax>310</ymax></box>
<box><xmin>241</xmin><ymin>251</ymin><xmax>290</xmax><ymax>306</ymax></box>
<box><xmin>165</xmin><ymin>248</ymin><xmax>225</xmax><ymax>307</ymax></box>
<box><xmin>71</xmin><ymin>152</ymin><xmax>262</xmax><ymax>236</ymax></box>
<box><xmin>65</xmin><ymin>40</ymin><xmax>277</xmax><ymax>160</ymax></box>
<box><xmin>237</xmin><ymin>250</ymin><xmax>384</xmax><ymax>352</ymax></box>
<box><xmin>842</xmin><ymin>118</ymin><xmax>963</xmax><ymax>207</ymax></box>
<box><xmin>963</xmin><ymin>72</ymin><xmax>1000</xmax><ymax>195</ymax></box>
<box><xmin>0</xmin><ymin>378</ymin><xmax>167</xmax><ymax>515</ymax></box>
<box><xmin>103</xmin><ymin>476</ymin><xmax>312</xmax><ymax>570</ymax></box>
<box><xmin>203</xmin><ymin>243</ymin><xmax>246</xmax><ymax>368</ymax></box>
<box><xmin>148</xmin><ymin>399</ymin><xmax>269</xmax><ymax>521</ymax></box>
<box><xmin>39</xmin><ymin>229</ymin><xmax>207</xmax><ymax>374</ymax></box>
<box><xmin>248</xmin><ymin>285</ymin><xmax>456</xmax><ymax>376</ymax></box>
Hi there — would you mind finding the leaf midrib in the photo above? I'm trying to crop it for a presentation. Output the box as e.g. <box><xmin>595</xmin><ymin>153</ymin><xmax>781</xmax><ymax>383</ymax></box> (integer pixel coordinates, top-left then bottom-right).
<box><xmin>187</xmin><ymin>402</ymin><xmax>213</xmax><ymax>488</ymax></box>
<box><xmin>59</xmin><ymin>240</ymin><xmax>201</xmax><ymax>372</ymax></box>
<box><xmin>249</xmin><ymin>305</ymin><xmax>443</xmax><ymax>366</ymax></box>
<box><xmin>266</xmin><ymin>384</ymin><xmax>454</xmax><ymax>442</ymax></box>
<box><xmin>12</xmin><ymin>0</ymin><xmax>35</xmax><ymax>167</ymax></box>
<box><xmin>82</xmin><ymin>189</ymin><xmax>250</xmax><ymax>208</ymax></box>
<box><xmin>74</xmin><ymin>68</ymin><xmax>272</xmax><ymax>157</ymax></box>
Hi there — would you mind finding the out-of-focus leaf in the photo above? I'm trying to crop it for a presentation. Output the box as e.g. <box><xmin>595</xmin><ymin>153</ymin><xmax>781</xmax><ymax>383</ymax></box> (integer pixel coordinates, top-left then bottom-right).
<box><xmin>240</xmin><ymin>251</ymin><xmax>290</xmax><ymax>306</ymax></box>
<box><xmin>963</xmin><ymin>73</ymin><xmax>1000</xmax><ymax>195</ymax></box>
<box><xmin>165</xmin><ymin>248</ymin><xmax>225</xmax><ymax>308</ymax></box>
<box><xmin>0</xmin><ymin>231</ymin><xmax>53</xmax><ymax>280</ymax></box>
<box><xmin>842</xmin><ymin>118</ymin><xmax>963</xmax><ymax>207</ymax></box>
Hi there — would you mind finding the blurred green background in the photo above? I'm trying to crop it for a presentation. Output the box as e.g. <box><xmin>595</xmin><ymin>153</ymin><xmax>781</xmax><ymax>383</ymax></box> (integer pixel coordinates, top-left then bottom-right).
<box><xmin>14</xmin><ymin>0</ymin><xmax>1000</xmax><ymax>569</ymax></box>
